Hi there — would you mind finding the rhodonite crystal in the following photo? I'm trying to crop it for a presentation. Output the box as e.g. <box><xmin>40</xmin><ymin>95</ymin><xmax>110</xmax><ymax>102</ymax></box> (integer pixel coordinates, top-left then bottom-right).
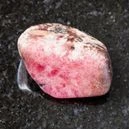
<box><xmin>17</xmin><ymin>23</ymin><xmax>112</xmax><ymax>98</ymax></box>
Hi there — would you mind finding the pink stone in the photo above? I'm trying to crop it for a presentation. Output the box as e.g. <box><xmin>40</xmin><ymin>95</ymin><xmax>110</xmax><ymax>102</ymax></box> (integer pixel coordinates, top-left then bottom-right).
<box><xmin>17</xmin><ymin>23</ymin><xmax>112</xmax><ymax>98</ymax></box>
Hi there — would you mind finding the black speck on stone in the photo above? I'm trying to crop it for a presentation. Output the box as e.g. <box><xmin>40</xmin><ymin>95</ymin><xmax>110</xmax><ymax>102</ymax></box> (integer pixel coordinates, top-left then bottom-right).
<box><xmin>0</xmin><ymin>0</ymin><xmax>129</xmax><ymax>129</ymax></box>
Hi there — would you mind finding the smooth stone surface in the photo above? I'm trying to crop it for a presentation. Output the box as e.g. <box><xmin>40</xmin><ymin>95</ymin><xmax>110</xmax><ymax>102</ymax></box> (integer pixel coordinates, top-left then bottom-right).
<box><xmin>18</xmin><ymin>23</ymin><xmax>112</xmax><ymax>98</ymax></box>
<box><xmin>0</xmin><ymin>0</ymin><xmax>129</xmax><ymax>129</ymax></box>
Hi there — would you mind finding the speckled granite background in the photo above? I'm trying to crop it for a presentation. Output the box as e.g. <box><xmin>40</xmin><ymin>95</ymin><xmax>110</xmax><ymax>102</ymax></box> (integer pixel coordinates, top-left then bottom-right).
<box><xmin>0</xmin><ymin>0</ymin><xmax>129</xmax><ymax>129</ymax></box>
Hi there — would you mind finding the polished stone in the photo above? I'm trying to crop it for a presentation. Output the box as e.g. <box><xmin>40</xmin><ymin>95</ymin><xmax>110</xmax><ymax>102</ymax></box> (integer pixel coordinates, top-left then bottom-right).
<box><xmin>18</xmin><ymin>23</ymin><xmax>112</xmax><ymax>98</ymax></box>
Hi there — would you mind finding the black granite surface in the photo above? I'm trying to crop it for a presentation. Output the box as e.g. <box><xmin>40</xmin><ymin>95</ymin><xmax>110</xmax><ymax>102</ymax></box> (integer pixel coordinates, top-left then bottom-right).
<box><xmin>0</xmin><ymin>0</ymin><xmax>129</xmax><ymax>129</ymax></box>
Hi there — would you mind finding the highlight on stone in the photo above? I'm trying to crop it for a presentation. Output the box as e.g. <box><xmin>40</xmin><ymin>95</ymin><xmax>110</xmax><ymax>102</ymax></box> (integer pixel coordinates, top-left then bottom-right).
<box><xmin>17</xmin><ymin>23</ymin><xmax>112</xmax><ymax>98</ymax></box>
